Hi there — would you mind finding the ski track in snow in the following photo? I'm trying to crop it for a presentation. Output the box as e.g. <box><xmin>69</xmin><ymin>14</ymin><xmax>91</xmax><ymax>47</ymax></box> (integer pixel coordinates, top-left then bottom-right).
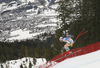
<box><xmin>52</xmin><ymin>50</ymin><xmax>100</xmax><ymax>68</ymax></box>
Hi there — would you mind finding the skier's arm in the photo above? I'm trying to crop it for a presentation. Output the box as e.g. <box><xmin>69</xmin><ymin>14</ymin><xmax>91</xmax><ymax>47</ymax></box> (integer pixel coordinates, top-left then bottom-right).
<box><xmin>69</xmin><ymin>38</ymin><xmax>74</xmax><ymax>47</ymax></box>
<box><xmin>70</xmin><ymin>44</ymin><xmax>73</xmax><ymax>47</ymax></box>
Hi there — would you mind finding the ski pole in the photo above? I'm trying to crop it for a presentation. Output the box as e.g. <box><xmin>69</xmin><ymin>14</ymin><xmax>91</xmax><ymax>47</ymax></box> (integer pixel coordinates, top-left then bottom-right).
<box><xmin>73</xmin><ymin>29</ymin><xmax>88</xmax><ymax>45</ymax></box>
<box><xmin>76</xmin><ymin>29</ymin><xmax>87</xmax><ymax>40</ymax></box>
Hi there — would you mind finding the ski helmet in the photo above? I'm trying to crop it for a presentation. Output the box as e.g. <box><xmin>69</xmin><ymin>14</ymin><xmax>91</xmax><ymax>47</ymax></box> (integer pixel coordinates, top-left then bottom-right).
<box><xmin>59</xmin><ymin>37</ymin><xmax>63</xmax><ymax>41</ymax></box>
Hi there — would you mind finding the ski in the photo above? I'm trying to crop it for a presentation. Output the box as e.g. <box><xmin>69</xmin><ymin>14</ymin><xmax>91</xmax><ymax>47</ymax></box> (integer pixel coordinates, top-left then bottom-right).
<box><xmin>54</xmin><ymin>49</ymin><xmax>82</xmax><ymax>62</ymax></box>
<box><xmin>65</xmin><ymin>49</ymin><xmax>82</xmax><ymax>56</ymax></box>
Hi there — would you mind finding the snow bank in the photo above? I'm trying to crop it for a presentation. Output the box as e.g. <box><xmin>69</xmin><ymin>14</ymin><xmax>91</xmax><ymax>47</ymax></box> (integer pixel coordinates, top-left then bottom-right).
<box><xmin>52</xmin><ymin>50</ymin><xmax>100</xmax><ymax>68</ymax></box>
<box><xmin>1</xmin><ymin>57</ymin><xmax>46</xmax><ymax>68</ymax></box>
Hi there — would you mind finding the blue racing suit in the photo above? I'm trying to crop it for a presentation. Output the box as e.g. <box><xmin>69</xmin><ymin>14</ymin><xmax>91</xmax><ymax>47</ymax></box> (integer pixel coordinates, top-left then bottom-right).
<box><xmin>63</xmin><ymin>37</ymin><xmax>73</xmax><ymax>51</ymax></box>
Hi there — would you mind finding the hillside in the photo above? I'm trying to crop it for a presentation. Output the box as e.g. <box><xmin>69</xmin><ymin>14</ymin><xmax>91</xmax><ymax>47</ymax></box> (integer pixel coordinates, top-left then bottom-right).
<box><xmin>0</xmin><ymin>0</ymin><xmax>59</xmax><ymax>42</ymax></box>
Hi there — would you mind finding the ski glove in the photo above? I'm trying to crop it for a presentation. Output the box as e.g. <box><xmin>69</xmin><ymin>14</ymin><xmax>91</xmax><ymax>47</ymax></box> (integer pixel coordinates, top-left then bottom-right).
<box><xmin>70</xmin><ymin>44</ymin><xmax>73</xmax><ymax>47</ymax></box>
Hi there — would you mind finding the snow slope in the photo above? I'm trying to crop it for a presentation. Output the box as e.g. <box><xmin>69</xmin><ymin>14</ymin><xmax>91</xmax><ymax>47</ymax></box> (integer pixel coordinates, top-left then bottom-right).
<box><xmin>0</xmin><ymin>0</ymin><xmax>59</xmax><ymax>42</ymax></box>
<box><xmin>52</xmin><ymin>50</ymin><xmax>100</xmax><ymax>68</ymax></box>
<box><xmin>9</xmin><ymin>29</ymin><xmax>46</xmax><ymax>41</ymax></box>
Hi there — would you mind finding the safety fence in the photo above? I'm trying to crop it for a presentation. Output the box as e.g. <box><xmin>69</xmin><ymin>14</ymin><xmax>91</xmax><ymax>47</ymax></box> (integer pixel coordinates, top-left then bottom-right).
<box><xmin>39</xmin><ymin>42</ymin><xmax>100</xmax><ymax>68</ymax></box>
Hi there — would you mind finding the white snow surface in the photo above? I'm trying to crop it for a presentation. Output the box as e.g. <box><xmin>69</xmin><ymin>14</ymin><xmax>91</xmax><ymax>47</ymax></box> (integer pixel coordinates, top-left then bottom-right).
<box><xmin>35</xmin><ymin>24</ymin><xmax>57</xmax><ymax>28</ymax></box>
<box><xmin>0</xmin><ymin>0</ymin><xmax>59</xmax><ymax>42</ymax></box>
<box><xmin>9</xmin><ymin>29</ymin><xmax>46</xmax><ymax>41</ymax></box>
<box><xmin>40</xmin><ymin>9</ymin><xmax>58</xmax><ymax>16</ymax></box>
<box><xmin>20</xmin><ymin>0</ymin><xmax>36</xmax><ymax>3</ymax></box>
<box><xmin>52</xmin><ymin>50</ymin><xmax>100</xmax><ymax>68</ymax></box>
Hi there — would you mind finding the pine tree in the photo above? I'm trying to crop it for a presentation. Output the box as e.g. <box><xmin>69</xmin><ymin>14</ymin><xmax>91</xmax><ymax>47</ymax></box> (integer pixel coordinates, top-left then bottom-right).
<box><xmin>20</xmin><ymin>64</ymin><xmax>23</xmax><ymax>68</ymax></box>
<box><xmin>1</xmin><ymin>64</ymin><xmax>3</xmax><ymax>68</ymax></box>
<box><xmin>34</xmin><ymin>44</ymin><xmax>41</xmax><ymax>57</ymax></box>
<box><xmin>29</xmin><ymin>61</ymin><xmax>32</xmax><ymax>68</ymax></box>
<box><xmin>0</xmin><ymin>55</ymin><xmax>6</xmax><ymax>63</ymax></box>
<box><xmin>33</xmin><ymin>57</ymin><xmax>37</xmax><ymax>65</ymax></box>
<box><xmin>25</xmin><ymin>46</ymin><xmax>29</xmax><ymax>57</ymax></box>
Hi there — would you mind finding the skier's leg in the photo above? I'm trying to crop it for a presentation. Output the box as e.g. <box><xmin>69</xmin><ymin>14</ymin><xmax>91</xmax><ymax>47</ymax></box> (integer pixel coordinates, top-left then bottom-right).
<box><xmin>64</xmin><ymin>46</ymin><xmax>70</xmax><ymax>51</ymax></box>
<box><xmin>64</xmin><ymin>43</ymin><xmax>69</xmax><ymax>47</ymax></box>
<box><xmin>64</xmin><ymin>43</ymin><xmax>72</xmax><ymax>55</ymax></box>
<box><xmin>64</xmin><ymin>47</ymin><xmax>71</xmax><ymax>55</ymax></box>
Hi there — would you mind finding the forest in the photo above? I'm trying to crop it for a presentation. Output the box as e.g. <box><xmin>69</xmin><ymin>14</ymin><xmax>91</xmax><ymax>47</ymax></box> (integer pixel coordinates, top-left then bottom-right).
<box><xmin>53</xmin><ymin>0</ymin><xmax>100</xmax><ymax>54</ymax></box>
<box><xmin>0</xmin><ymin>33</ymin><xmax>55</xmax><ymax>62</ymax></box>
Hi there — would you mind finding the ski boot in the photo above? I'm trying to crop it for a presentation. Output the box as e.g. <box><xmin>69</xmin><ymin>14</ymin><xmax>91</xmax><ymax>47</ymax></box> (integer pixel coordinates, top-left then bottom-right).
<box><xmin>66</xmin><ymin>51</ymin><xmax>72</xmax><ymax>55</ymax></box>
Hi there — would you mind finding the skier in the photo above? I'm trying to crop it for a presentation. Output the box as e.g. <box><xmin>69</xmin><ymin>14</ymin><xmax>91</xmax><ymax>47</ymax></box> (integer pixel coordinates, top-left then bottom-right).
<box><xmin>59</xmin><ymin>37</ymin><xmax>74</xmax><ymax>55</ymax></box>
